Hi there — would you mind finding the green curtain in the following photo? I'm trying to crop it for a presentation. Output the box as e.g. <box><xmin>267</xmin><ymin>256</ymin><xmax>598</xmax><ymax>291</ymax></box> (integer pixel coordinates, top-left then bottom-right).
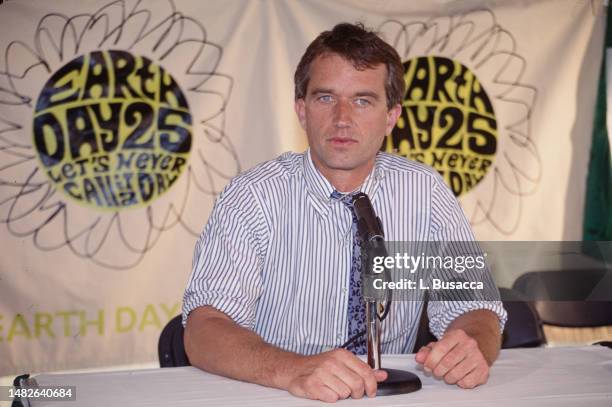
<box><xmin>583</xmin><ymin>3</ymin><xmax>612</xmax><ymax>240</ymax></box>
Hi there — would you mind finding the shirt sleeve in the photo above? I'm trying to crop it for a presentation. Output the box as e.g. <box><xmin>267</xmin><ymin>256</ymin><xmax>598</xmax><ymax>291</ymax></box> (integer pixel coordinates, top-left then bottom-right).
<box><xmin>182</xmin><ymin>180</ymin><xmax>266</xmax><ymax>329</ymax></box>
<box><xmin>427</xmin><ymin>172</ymin><xmax>507</xmax><ymax>339</ymax></box>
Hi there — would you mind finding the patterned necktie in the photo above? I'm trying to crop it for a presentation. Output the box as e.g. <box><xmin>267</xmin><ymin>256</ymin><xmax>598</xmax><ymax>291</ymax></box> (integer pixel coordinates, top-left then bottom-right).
<box><xmin>331</xmin><ymin>191</ymin><xmax>367</xmax><ymax>355</ymax></box>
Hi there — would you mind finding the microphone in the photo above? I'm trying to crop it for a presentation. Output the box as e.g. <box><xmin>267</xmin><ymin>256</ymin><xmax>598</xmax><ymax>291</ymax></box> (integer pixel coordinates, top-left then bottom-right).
<box><xmin>349</xmin><ymin>193</ymin><xmax>422</xmax><ymax>395</ymax></box>
<box><xmin>350</xmin><ymin>192</ymin><xmax>391</xmax><ymax>305</ymax></box>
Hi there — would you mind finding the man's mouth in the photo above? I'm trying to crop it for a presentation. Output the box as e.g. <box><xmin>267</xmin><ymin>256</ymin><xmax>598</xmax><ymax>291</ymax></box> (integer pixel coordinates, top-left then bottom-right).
<box><xmin>328</xmin><ymin>137</ymin><xmax>357</xmax><ymax>145</ymax></box>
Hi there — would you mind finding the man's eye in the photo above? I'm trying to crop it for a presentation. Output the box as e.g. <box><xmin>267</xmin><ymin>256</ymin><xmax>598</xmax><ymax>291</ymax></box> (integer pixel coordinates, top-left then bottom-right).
<box><xmin>318</xmin><ymin>95</ymin><xmax>333</xmax><ymax>103</ymax></box>
<box><xmin>355</xmin><ymin>98</ymin><xmax>370</xmax><ymax>107</ymax></box>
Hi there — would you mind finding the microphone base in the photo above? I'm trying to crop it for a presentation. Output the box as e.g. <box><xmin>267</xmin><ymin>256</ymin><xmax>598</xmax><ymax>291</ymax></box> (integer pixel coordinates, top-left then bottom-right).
<box><xmin>376</xmin><ymin>368</ymin><xmax>422</xmax><ymax>396</ymax></box>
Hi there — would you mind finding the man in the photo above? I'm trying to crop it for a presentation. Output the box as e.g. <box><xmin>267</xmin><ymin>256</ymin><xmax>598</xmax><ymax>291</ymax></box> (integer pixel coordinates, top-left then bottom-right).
<box><xmin>183</xmin><ymin>23</ymin><xmax>506</xmax><ymax>403</ymax></box>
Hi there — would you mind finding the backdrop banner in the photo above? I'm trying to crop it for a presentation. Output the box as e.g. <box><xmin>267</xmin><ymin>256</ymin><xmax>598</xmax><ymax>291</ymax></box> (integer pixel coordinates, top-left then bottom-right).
<box><xmin>0</xmin><ymin>0</ymin><xmax>605</xmax><ymax>375</ymax></box>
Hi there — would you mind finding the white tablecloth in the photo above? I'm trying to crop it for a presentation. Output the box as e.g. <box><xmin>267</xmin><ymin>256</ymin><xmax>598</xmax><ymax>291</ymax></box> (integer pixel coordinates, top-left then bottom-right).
<box><xmin>22</xmin><ymin>346</ymin><xmax>612</xmax><ymax>406</ymax></box>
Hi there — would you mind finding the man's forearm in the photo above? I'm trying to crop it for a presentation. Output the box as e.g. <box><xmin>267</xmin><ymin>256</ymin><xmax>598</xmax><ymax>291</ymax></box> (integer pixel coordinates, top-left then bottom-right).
<box><xmin>184</xmin><ymin>306</ymin><xmax>300</xmax><ymax>390</ymax></box>
<box><xmin>446</xmin><ymin>309</ymin><xmax>502</xmax><ymax>365</ymax></box>
<box><xmin>184</xmin><ymin>306</ymin><xmax>387</xmax><ymax>402</ymax></box>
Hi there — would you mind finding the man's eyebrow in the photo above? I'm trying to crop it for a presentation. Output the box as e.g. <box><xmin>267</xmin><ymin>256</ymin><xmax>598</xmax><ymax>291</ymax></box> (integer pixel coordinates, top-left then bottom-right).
<box><xmin>309</xmin><ymin>87</ymin><xmax>334</xmax><ymax>95</ymax></box>
<box><xmin>354</xmin><ymin>91</ymin><xmax>380</xmax><ymax>100</ymax></box>
<box><xmin>309</xmin><ymin>88</ymin><xmax>381</xmax><ymax>100</ymax></box>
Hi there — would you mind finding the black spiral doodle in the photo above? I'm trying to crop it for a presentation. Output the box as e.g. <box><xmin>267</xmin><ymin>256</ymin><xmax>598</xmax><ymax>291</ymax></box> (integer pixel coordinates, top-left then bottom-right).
<box><xmin>378</xmin><ymin>9</ymin><xmax>541</xmax><ymax>235</ymax></box>
<box><xmin>0</xmin><ymin>0</ymin><xmax>240</xmax><ymax>269</ymax></box>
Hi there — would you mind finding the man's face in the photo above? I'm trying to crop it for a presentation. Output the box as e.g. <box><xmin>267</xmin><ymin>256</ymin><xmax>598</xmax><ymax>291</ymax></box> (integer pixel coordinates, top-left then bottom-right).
<box><xmin>295</xmin><ymin>53</ymin><xmax>401</xmax><ymax>188</ymax></box>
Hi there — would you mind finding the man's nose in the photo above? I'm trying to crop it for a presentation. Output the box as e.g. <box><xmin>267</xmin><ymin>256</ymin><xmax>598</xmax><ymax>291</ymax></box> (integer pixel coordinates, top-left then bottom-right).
<box><xmin>333</xmin><ymin>100</ymin><xmax>352</xmax><ymax>127</ymax></box>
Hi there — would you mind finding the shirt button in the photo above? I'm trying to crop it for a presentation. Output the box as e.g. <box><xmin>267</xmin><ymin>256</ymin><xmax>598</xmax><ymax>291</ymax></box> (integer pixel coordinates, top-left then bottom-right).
<box><xmin>341</xmin><ymin>288</ymin><xmax>348</xmax><ymax>294</ymax></box>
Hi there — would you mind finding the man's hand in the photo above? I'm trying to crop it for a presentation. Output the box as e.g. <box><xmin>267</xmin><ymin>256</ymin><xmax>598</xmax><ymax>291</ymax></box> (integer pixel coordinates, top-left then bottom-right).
<box><xmin>415</xmin><ymin>329</ymin><xmax>489</xmax><ymax>389</ymax></box>
<box><xmin>415</xmin><ymin>309</ymin><xmax>502</xmax><ymax>389</ymax></box>
<box><xmin>284</xmin><ymin>348</ymin><xmax>387</xmax><ymax>403</ymax></box>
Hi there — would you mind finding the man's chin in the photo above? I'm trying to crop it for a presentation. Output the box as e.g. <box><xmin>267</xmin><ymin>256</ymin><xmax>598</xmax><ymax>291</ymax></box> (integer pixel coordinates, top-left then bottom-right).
<box><xmin>320</xmin><ymin>158</ymin><xmax>371</xmax><ymax>173</ymax></box>
<box><xmin>322</xmin><ymin>159</ymin><xmax>359</xmax><ymax>171</ymax></box>
<box><xmin>311</xmin><ymin>150</ymin><xmax>374</xmax><ymax>174</ymax></box>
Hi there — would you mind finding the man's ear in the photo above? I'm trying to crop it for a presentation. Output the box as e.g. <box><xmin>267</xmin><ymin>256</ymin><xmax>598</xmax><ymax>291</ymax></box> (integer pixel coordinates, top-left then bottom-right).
<box><xmin>295</xmin><ymin>98</ymin><xmax>307</xmax><ymax>130</ymax></box>
<box><xmin>385</xmin><ymin>103</ymin><xmax>402</xmax><ymax>135</ymax></box>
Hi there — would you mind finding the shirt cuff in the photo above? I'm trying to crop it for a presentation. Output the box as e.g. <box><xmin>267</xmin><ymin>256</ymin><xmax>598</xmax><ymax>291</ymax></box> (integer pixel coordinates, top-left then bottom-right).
<box><xmin>428</xmin><ymin>301</ymin><xmax>507</xmax><ymax>339</ymax></box>
<box><xmin>182</xmin><ymin>292</ymin><xmax>256</xmax><ymax>329</ymax></box>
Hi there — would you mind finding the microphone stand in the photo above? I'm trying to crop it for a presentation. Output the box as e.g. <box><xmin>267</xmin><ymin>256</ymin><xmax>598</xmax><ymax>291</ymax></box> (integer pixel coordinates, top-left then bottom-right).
<box><xmin>352</xmin><ymin>193</ymin><xmax>422</xmax><ymax>396</ymax></box>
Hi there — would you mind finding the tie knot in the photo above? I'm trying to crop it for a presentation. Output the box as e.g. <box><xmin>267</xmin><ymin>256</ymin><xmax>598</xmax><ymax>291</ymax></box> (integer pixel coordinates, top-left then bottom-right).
<box><xmin>330</xmin><ymin>190</ymin><xmax>358</xmax><ymax>209</ymax></box>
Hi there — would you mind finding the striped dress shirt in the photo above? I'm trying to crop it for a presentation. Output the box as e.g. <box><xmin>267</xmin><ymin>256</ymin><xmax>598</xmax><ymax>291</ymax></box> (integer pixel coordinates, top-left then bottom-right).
<box><xmin>183</xmin><ymin>150</ymin><xmax>507</xmax><ymax>355</ymax></box>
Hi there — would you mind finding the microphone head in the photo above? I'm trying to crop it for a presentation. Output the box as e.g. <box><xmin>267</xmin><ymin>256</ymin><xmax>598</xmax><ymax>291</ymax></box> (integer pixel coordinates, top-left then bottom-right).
<box><xmin>351</xmin><ymin>192</ymin><xmax>384</xmax><ymax>240</ymax></box>
<box><xmin>351</xmin><ymin>192</ymin><xmax>371</xmax><ymax>213</ymax></box>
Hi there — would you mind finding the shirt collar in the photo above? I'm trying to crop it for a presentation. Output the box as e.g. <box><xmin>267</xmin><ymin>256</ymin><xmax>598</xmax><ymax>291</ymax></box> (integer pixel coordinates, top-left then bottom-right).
<box><xmin>303</xmin><ymin>149</ymin><xmax>335</xmax><ymax>203</ymax></box>
<box><xmin>302</xmin><ymin>149</ymin><xmax>385</xmax><ymax>214</ymax></box>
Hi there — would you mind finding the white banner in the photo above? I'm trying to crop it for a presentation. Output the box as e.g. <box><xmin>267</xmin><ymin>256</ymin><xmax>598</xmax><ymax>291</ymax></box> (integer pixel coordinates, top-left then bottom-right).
<box><xmin>0</xmin><ymin>0</ymin><xmax>604</xmax><ymax>375</ymax></box>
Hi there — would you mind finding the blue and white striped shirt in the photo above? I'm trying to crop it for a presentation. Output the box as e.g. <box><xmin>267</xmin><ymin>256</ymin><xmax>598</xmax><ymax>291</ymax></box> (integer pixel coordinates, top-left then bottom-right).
<box><xmin>183</xmin><ymin>150</ymin><xmax>506</xmax><ymax>355</ymax></box>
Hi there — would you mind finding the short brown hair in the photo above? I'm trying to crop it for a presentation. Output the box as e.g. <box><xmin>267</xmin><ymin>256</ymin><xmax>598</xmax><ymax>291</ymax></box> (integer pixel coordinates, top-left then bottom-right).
<box><xmin>294</xmin><ymin>22</ymin><xmax>404</xmax><ymax>109</ymax></box>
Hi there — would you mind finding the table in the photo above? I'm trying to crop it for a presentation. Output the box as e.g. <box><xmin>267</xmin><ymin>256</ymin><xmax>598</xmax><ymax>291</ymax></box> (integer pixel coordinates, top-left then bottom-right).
<box><xmin>15</xmin><ymin>346</ymin><xmax>612</xmax><ymax>406</ymax></box>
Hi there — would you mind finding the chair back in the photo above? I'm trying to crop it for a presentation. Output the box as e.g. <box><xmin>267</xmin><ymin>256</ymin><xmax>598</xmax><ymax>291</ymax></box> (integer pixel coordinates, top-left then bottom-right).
<box><xmin>512</xmin><ymin>270</ymin><xmax>612</xmax><ymax>327</ymax></box>
<box><xmin>159</xmin><ymin>315</ymin><xmax>190</xmax><ymax>367</ymax></box>
<box><xmin>499</xmin><ymin>287</ymin><xmax>545</xmax><ymax>347</ymax></box>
